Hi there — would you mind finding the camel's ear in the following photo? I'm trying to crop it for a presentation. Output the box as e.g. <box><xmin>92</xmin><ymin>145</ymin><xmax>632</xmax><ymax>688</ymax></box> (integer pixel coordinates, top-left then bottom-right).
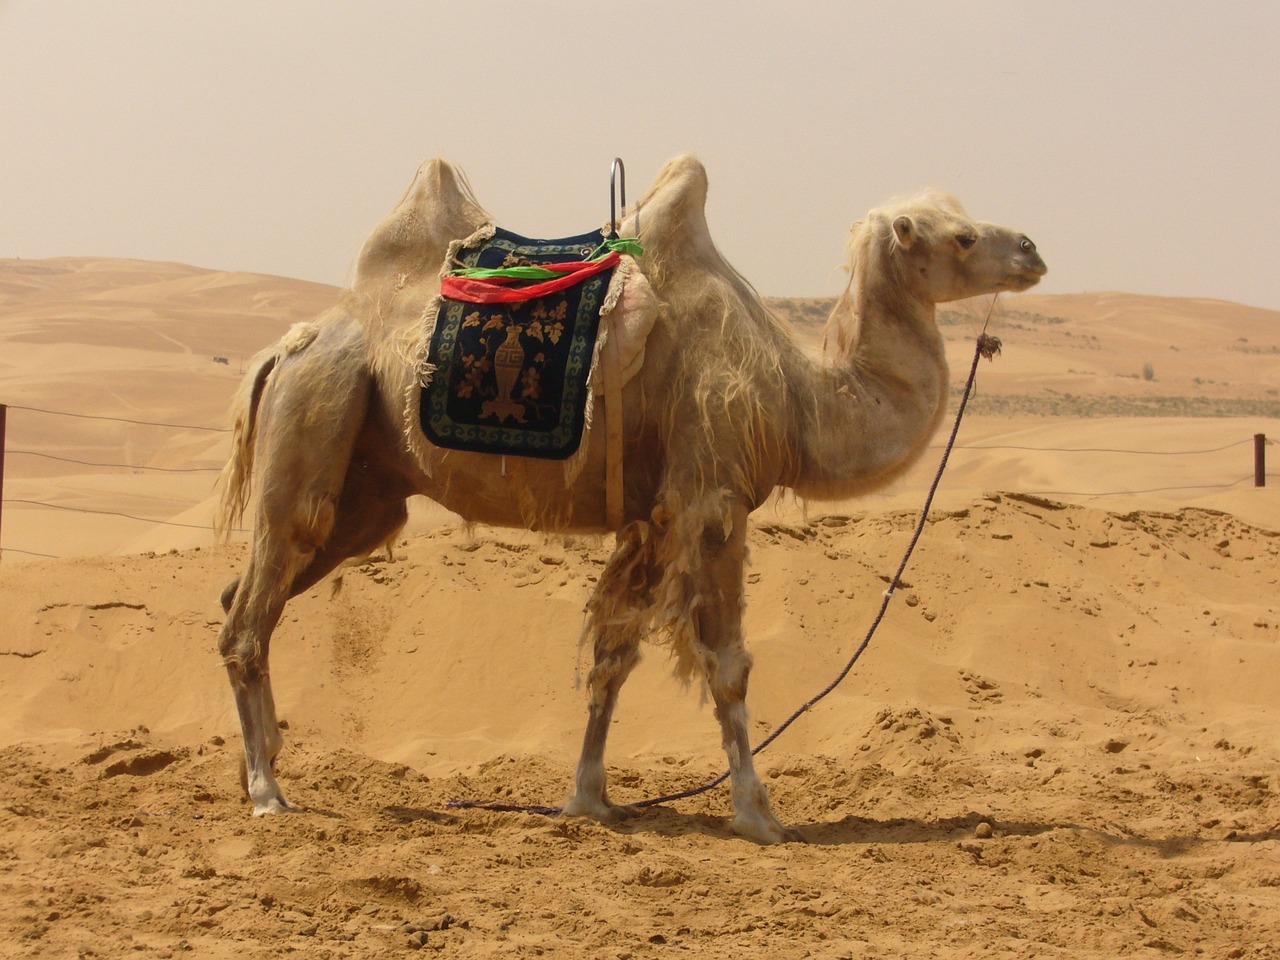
<box><xmin>892</xmin><ymin>215</ymin><xmax>917</xmax><ymax>249</ymax></box>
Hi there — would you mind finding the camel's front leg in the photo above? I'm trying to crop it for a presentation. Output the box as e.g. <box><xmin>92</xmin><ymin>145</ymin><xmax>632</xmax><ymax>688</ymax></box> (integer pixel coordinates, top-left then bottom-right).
<box><xmin>709</xmin><ymin>661</ymin><xmax>801</xmax><ymax>843</ymax></box>
<box><xmin>563</xmin><ymin>638</ymin><xmax>640</xmax><ymax>822</ymax></box>
<box><xmin>697</xmin><ymin>502</ymin><xmax>802</xmax><ymax>844</ymax></box>
<box><xmin>564</xmin><ymin>521</ymin><xmax>651</xmax><ymax>822</ymax></box>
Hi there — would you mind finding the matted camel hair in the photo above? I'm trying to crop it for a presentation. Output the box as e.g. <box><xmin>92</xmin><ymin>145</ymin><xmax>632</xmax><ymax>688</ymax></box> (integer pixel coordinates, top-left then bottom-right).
<box><xmin>214</xmin><ymin>154</ymin><xmax>1047</xmax><ymax>843</ymax></box>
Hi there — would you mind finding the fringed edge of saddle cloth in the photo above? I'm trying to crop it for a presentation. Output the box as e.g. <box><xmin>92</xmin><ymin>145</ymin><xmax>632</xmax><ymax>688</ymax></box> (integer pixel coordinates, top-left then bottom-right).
<box><xmin>401</xmin><ymin>222</ymin><xmax>496</xmax><ymax>480</ymax></box>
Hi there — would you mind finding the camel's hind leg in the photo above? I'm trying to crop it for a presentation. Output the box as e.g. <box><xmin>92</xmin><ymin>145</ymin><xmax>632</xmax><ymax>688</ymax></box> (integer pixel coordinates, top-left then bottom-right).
<box><xmin>220</xmin><ymin>535</ymin><xmax>314</xmax><ymax>814</ymax></box>
<box><xmin>564</xmin><ymin>521</ymin><xmax>651</xmax><ymax>821</ymax></box>
<box><xmin>220</xmin><ymin>465</ymin><xmax>409</xmax><ymax>812</ymax></box>
<box><xmin>216</xmin><ymin>317</ymin><xmax>374</xmax><ymax>815</ymax></box>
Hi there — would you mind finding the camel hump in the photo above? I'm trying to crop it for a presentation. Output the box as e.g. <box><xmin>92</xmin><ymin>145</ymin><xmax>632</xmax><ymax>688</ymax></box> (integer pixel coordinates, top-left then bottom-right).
<box><xmin>626</xmin><ymin>154</ymin><xmax>717</xmax><ymax>265</ymax></box>
<box><xmin>352</xmin><ymin>157</ymin><xmax>492</xmax><ymax>292</ymax></box>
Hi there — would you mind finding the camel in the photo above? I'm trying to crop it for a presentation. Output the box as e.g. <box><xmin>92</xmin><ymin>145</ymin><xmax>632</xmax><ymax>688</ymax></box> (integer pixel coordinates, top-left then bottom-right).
<box><xmin>214</xmin><ymin>155</ymin><xmax>1046</xmax><ymax>843</ymax></box>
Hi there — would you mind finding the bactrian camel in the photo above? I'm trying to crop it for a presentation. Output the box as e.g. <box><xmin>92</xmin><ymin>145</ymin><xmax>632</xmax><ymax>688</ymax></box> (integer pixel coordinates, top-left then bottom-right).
<box><xmin>215</xmin><ymin>155</ymin><xmax>1046</xmax><ymax>843</ymax></box>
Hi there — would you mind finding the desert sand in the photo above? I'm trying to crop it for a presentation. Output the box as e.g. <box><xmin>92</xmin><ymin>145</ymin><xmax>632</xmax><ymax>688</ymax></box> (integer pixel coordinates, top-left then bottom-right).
<box><xmin>1</xmin><ymin>257</ymin><xmax>1278</xmax><ymax>958</ymax></box>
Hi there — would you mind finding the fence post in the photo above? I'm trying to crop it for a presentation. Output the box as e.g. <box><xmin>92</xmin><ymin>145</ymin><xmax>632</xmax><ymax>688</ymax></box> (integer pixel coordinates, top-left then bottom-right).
<box><xmin>0</xmin><ymin>403</ymin><xmax>6</xmax><ymax>560</ymax></box>
<box><xmin>1256</xmin><ymin>433</ymin><xmax>1267</xmax><ymax>488</ymax></box>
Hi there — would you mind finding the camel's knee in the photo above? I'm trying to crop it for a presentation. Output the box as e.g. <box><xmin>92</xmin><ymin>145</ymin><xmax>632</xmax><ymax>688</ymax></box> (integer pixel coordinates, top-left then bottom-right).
<box><xmin>585</xmin><ymin>643</ymin><xmax>641</xmax><ymax>705</ymax></box>
<box><xmin>709</xmin><ymin>646</ymin><xmax>753</xmax><ymax>707</ymax></box>
<box><xmin>220</xmin><ymin>576</ymin><xmax>240</xmax><ymax>613</ymax></box>
<box><xmin>218</xmin><ymin>618</ymin><xmax>265</xmax><ymax>681</ymax></box>
<box><xmin>220</xmin><ymin>644</ymin><xmax>256</xmax><ymax>684</ymax></box>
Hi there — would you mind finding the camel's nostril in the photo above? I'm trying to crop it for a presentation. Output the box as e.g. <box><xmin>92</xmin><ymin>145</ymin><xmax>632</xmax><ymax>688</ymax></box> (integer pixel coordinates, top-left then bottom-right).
<box><xmin>1016</xmin><ymin>255</ymin><xmax>1048</xmax><ymax>277</ymax></box>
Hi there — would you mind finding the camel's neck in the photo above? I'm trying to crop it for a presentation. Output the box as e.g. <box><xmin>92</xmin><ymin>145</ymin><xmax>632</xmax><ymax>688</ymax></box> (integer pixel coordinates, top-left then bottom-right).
<box><xmin>790</xmin><ymin>267</ymin><xmax>949</xmax><ymax>500</ymax></box>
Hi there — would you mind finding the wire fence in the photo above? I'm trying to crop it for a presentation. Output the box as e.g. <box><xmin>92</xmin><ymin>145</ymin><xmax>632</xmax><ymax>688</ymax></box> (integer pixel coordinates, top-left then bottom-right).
<box><xmin>3</xmin><ymin>402</ymin><xmax>230</xmax><ymax>433</ymax></box>
<box><xmin>7</xmin><ymin>449</ymin><xmax>221</xmax><ymax>473</ymax></box>
<box><xmin>949</xmin><ymin>435</ymin><xmax>1276</xmax><ymax>498</ymax></box>
<box><xmin>0</xmin><ymin>401</ymin><xmax>243</xmax><ymax>561</ymax></box>
<box><xmin>0</xmin><ymin>401</ymin><xmax>1274</xmax><ymax>562</ymax></box>
<box><xmin>4</xmin><ymin>498</ymin><xmax>225</xmax><ymax>531</ymax></box>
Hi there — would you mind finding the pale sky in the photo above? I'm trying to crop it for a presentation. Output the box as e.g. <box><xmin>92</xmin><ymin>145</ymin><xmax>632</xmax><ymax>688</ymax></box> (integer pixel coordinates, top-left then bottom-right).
<box><xmin>3</xmin><ymin>1</ymin><xmax>1278</xmax><ymax>309</ymax></box>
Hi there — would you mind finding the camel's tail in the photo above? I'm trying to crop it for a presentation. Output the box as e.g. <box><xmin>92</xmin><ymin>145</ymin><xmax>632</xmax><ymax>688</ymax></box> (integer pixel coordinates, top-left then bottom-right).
<box><xmin>214</xmin><ymin>348</ymin><xmax>279</xmax><ymax>542</ymax></box>
<box><xmin>214</xmin><ymin>322</ymin><xmax>322</xmax><ymax>541</ymax></box>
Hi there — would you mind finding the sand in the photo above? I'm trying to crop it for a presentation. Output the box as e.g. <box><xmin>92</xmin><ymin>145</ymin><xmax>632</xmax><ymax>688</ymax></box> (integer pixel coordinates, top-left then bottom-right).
<box><xmin>1</xmin><ymin>257</ymin><xmax>1278</xmax><ymax>958</ymax></box>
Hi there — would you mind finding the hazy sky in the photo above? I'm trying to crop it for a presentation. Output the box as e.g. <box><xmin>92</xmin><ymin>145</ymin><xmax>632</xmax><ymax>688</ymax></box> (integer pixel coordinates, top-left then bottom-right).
<box><xmin>3</xmin><ymin>1</ymin><xmax>1278</xmax><ymax>308</ymax></box>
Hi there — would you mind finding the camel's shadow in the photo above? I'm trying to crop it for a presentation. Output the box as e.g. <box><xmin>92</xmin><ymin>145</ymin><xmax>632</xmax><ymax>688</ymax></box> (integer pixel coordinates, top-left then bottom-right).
<box><xmin>379</xmin><ymin>802</ymin><xmax>1279</xmax><ymax>849</ymax></box>
<box><xmin>634</xmin><ymin>806</ymin><xmax>1062</xmax><ymax>846</ymax></box>
<box><xmin>379</xmin><ymin>802</ymin><xmax>1061</xmax><ymax>846</ymax></box>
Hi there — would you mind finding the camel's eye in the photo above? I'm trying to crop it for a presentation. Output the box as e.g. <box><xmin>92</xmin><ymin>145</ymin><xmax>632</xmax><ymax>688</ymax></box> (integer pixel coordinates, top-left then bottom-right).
<box><xmin>1020</xmin><ymin>237</ymin><xmax>1036</xmax><ymax>253</ymax></box>
<box><xmin>956</xmin><ymin>232</ymin><xmax>978</xmax><ymax>250</ymax></box>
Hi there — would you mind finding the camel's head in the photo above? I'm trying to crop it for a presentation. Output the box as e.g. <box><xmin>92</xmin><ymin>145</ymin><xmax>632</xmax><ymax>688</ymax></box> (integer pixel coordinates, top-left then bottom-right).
<box><xmin>855</xmin><ymin>191</ymin><xmax>1047</xmax><ymax>305</ymax></box>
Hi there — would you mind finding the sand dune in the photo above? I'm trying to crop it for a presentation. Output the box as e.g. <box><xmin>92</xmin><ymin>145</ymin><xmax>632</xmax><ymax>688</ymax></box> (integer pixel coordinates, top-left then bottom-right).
<box><xmin>1</xmin><ymin>258</ymin><xmax>1278</xmax><ymax>957</ymax></box>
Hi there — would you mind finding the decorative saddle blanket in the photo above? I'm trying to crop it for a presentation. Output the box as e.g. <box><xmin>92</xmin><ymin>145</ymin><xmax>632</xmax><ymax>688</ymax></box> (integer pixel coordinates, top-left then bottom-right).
<box><xmin>419</xmin><ymin>228</ymin><xmax>617</xmax><ymax>460</ymax></box>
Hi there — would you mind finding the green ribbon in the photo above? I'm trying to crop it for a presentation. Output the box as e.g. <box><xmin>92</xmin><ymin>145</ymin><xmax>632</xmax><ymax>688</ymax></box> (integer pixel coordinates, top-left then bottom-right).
<box><xmin>447</xmin><ymin>264</ymin><xmax>563</xmax><ymax>281</ymax></box>
<box><xmin>449</xmin><ymin>236</ymin><xmax>643</xmax><ymax>280</ymax></box>
<box><xmin>586</xmin><ymin>236</ymin><xmax>645</xmax><ymax>260</ymax></box>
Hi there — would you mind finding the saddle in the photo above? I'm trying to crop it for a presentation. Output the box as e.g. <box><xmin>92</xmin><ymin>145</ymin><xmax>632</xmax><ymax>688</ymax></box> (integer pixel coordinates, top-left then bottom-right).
<box><xmin>418</xmin><ymin>227</ymin><xmax>618</xmax><ymax>460</ymax></box>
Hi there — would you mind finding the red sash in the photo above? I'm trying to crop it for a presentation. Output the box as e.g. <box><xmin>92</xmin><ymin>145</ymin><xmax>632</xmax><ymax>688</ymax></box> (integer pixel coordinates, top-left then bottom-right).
<box><xmin>440</xmin><ymin>252</ymin><xmax>620</xmax><ymax>304</ymax></box>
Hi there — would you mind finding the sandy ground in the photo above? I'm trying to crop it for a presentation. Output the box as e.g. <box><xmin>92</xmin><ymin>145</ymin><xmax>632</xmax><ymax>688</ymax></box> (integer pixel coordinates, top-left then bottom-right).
<box><xmin>2</xmin><ymin>258</ymin><xmax>1279</xmax><ymax>958</ymax></box>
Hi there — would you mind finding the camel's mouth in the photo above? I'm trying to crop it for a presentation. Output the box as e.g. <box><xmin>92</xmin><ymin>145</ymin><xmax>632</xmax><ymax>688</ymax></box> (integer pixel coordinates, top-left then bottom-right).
<box><xmin>1004</xmin><ymin>272</ymin><xmax>1045</xmax><ymax>292</ymax></box>
<box><xmin>1003</xmin><ymin>258</ymin><xmax>1048</xmax><ymax>291</ymax></box>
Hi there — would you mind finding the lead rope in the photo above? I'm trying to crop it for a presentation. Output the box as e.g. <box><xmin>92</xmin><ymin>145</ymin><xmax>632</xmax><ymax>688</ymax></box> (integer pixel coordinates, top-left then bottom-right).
<box><xmin>448</xmin><ymin>319</ymin><xmax>1003</xmax><ymax>817</ymax></box>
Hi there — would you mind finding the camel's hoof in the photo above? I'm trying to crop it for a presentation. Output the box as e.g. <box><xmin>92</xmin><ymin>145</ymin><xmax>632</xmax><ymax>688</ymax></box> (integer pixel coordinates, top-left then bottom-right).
<box><xmin>731</xmin><ymin>815</ymin><xmax>805</xmax><ymax>845</ymax></box>
<box><xmin>562</xmin><ymin>795</ymin><xmax>637</xmax><ymax>824</ymax></box>
<box><xmin>250</xmin><ymin>796</ymin><xmax>295</xmax><ymax>817</ymax></box>
<box><xmin>602</xmin><ymin>803</ymin><xmax>639</xmax><ymax>824</ymax></box>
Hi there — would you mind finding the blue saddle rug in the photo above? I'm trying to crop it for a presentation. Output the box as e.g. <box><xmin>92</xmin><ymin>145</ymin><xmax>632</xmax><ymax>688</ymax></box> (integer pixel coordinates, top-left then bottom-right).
<box><xmin>419</xmin><ymin>228</ymin><xmax>615</xmax><ymax>460</ymax></box>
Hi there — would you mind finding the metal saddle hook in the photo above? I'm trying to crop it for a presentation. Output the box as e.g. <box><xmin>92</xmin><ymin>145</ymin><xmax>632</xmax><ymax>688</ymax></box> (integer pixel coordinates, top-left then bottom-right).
<box><xmin>608</xmin><ymin>158</ymin><xmax>634</xmax><ymax>239</ymax></box>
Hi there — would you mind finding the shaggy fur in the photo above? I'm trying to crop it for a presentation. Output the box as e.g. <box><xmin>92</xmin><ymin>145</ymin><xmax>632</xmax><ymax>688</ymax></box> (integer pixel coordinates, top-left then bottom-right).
<box><xmin>214</xmin><ymin>154</ymin><xmax>1046</xmax><ymax>843</ymax></box>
